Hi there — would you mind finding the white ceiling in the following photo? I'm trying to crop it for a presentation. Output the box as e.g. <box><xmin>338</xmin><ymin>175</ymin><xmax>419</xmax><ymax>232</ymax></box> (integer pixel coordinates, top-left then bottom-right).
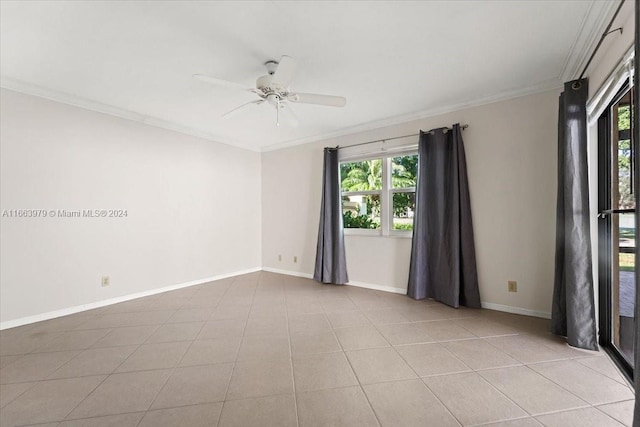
<box><xmin>0</xmin><ymin>1</ymin><xmax>617</xmax><ymax>151</ymax></box>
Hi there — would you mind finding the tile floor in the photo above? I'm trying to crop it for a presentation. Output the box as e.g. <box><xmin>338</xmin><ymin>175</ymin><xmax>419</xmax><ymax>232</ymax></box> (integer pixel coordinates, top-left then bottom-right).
<box><xmin>0</xmin><ymin>272</ymin><xmax>635</xmax><ymax>426</ymax></box>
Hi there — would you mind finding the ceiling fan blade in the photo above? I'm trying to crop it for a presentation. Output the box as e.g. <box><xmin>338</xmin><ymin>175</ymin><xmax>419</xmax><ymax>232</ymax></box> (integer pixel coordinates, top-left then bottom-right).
<box><xmin>287</xmin><ymin>92</ymin><xmax>347</xmax><ymax>107</ymax></box>
<box><xmin>193</xmin><ymin>74</ymin><xmax>253</xmax><ymax>91</ymax></box>
<box><xmin>270</xmin><ymin>55</ymin><xmax>297</xmax><ymax>88</ymax></box>
<box><xmin>222</xmin><ymin>100</ymin><xmax>264</xmax><ymax>118</ymax></box>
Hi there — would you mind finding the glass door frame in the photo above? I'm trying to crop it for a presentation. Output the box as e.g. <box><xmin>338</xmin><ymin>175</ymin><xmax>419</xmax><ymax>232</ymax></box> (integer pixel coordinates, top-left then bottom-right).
<box><xmin>597</xmin><ymin>81</ymin><xmax>634</xmax><ymax>381</ymax></box>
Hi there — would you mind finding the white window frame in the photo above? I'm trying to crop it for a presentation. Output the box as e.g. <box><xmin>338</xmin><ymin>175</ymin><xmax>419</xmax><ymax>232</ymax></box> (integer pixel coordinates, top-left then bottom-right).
<box><xmin>340</xmin><ymin>149</ymin><xmax>417</xmax><ymax>237</ymax></box>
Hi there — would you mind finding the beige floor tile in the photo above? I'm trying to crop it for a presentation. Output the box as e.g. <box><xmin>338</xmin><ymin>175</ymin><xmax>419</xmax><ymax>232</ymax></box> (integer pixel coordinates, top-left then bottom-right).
<box><xmin>73</xmin><ymin>313</ymin><xmax>133</xmax><ymax>330</ymax></box>
<box><xmin>395</xmin><ymin>342</ymin><xmax>471</xmax><ymax>376</ymax></box>
<box><xmin>288</xmin><ymin>313</ymin><xmax>331</xmax><ymax>334</ymax></box>
<box><xmin>364</xmin><ymin>308</ymin><xmax>411</xmax><ymax>324</ymax></box>
<box><xmin>0</xmin><ymin>350</ymin><xmax>80</xmax><ymax>384</ymax></box>
<box><xmin>297</xmin><ymin>386</ymin><xmax>379</xmax><ymax>427</ymax></box>
<box><xmin>167</xmin><ymin>308</ymin><xmax>215</xmax><ymax>323</ymax></box>
<box><xmin>577</xmin><ymin>356</ymin><xmax>630</xmax><ymax>386</ymax></box>
<box><xmin>287</xmin><ymin>301</ymin><xmax>325</xmax><ymax>316</ymax></box>
<box><xmin>115</xmin><ymin>341</ymin><xmax>190</xmax><ymax>372</ymax></box>
<box><xmin>454</xmin><ymin>317</ymin><xmax>518</xmax><ymax>337</ymax></box>
<box><xmin>197</xmin><ymin>319</ymin><xmax>247</xmax><ymax>340</ymax></box>
<box><xmin>124</xmin><ymin>310</ymin><xmax>176</xmax><ymax>326</ymax></box>
<box><xmin>535</xmin><ymin>334</ymin><xmax>602</xmax><ymax>359</ymax></box>
<box><xmin>244</xmin><ymin>315</ymin><xmax>288</xmax><ymax>336</ymax></box>
<box><xmin>151</xmin><ymin>364</ymin><xmax>233</xmax><ymax>409</ymax></box>
<box><xmin>67</xmin><ymin>369</ymin><xmax>171</xmax><ymax>419</ymax></box>
<box><xmin>485</xmin><ymin>335</ymin><xmax>571</xmax><ymax>364</ymax></box>
<box><xmin>145</xmin><ymin>321</ymin><xmax>205</xmax><ymax>343</ymax></box>
<box><xmin>1</xmin><ymin>375</ymin><xmax>105</xmax><ymax>426</ymax></box>
<box><xmin>424</xmin><ymin>372</ymin><xmax>527</xmax><ymax>425</ymax></box>
<box><xmin>535</xmin><ymin>407</ymin><xmax>626</xmax><ymax>427</ymax></box>
<box><xmin>0</xmin><ymin>355</ymin><xmax>21</xmax><ymax>369</ymax></box>
<box><xmin>218</xmin><ymin>394</ymin><xmax>297</xmax><ymax>427</ymax></box>
<box><xmin>179</xmin><ymin>336</ymin><xmax>241</xmax><ymax>366</ymax></box>
<box><xmin>334</xmin><ymin>325</ymin><xmax>389</xmax><ymax>350</ymax></box>
<box><xmin>3</xmin><ymin>274</ymin><xmax>634</xmax><ymax>427</ymax></box>
<box><xmin>418</xmin><ymin>320</ymin><xmax>477</xmax><ymax>341</ymax></box>
<box><xmin>597</xmin><ymin>400</ymin><xmax>635</xmax><ymax>427</ymax></box>
<box><xmin>363</xmin><ymin>379</ymin><xmax>459</xmax><ymax>427</ymax></box>
<box><xmin>0</xmin><ymin>382</ymin><xmax>36</xmax><ymax>408</ymax></box>
<box><xmin>346</xmin><ymin>347</ymin><xmax>416</xmax><ymax>384</ymax></box>
<box><xmin>140</xmin><ymin>402</ymin><xmax>223</xmax><ymax>427</ymax></box>
<box><xmin>290</xmin><ymin>330</ymin><xmax>341</xmax><ymax>356</ymax></box>
<box><xmin>210</xmin><ymin>305</ymin><xmax>251</xmax><ymax>320</ymax></box>
<box><xmin>377</xmin><ymin>322</ymin><xmax>436</xmax><ymax>345</ymax></box>
<box><xmin>48</xmin><ymin>345</ymin><xmax>137</xmax><ymax>379</ymax></box>
<box><xmin>481</xmin><ymin>419</ymin><xmax>543</xmax><ymax>427</ymax></box>
<box><xmin>58</xmin><ymin>412</ymin><xmax>144</xmax><ymax>427</ymax></box>
<box><xmin>237</xmin><ymin>334</ymin><xmax>291</xmax><ymax>361</ymax></box>
<box><xmin>29</xmin><ymin>315</ymin><xmax>96</xmax><ymax>333</ymax></box>
<box><xmin>479</xmin><ymin>366</ymin><xmax>588</xmax><ymax>415</ymax></box>
<box><xmin>528</xmin><ymin>360</ymin><xmax>634</xmax><ymax>405</ymax></box>
<box><xmin>226</xmin><ymin>359</ymin><xmax>293</xmax><ymax>400</ymax></box>
<box><xmin>442</xmin><ymin>339</ymin><xmax>520</xmax><ymax>370</ymax></box>
<box><xmin>325</xmin><ymin>311</ymin><xmax>371</xmax><ymax>328</ymax></box>
<box><xmin>321</xmin><ymin>298</ymin><xmax>359</xmax><ymax>312</ymax></box>
<box><xmin>34</xmin><ymin>329</ymin><xmax>111</xmax><ymax>352</ymax></box>
<box><xmin>293</xmin><ymin>352</ymin><xmax>358</xmax><ymax>391</ymax></box>
<box><xmin>91</xmin><ymin>325</ymin><xmax>159</xmax><ymax>348</ymax></box>
<box><xmin>403</xmin><ymin>306</ymin><xmax>454</xmax><ymax>321</ymax></box>
<box><xmin>0</xmin><ymin>331</ymin><xmax>60</xmax><ymax>356</ymax></box>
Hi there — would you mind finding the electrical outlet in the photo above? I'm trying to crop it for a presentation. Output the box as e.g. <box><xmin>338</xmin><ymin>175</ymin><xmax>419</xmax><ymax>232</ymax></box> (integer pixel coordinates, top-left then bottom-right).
<box><xmin>293</xmin><ymin>256</ymin><xmax>298</xmax><ymax>263</ymax></box>
<box><xmin>101</xmin><ymin>276</ymin><xmax>110</xmax><ymax>287</ymax></box>
<box><xmin>278</xmin><ymin>254</ymin><xmax>282</xmax><ymax>262</ymax></box>
<box><xmin>508</xmin><ymin>280</ymin><xmax>517</xmax><ymax>292</ymax></box>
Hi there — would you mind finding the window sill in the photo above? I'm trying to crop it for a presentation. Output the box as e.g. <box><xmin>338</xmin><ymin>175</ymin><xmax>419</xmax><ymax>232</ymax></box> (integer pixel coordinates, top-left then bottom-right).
<box><xmin>344</xmin><ymin>230</ymin><xmax>413</xmax><ymax>239</ymax></box>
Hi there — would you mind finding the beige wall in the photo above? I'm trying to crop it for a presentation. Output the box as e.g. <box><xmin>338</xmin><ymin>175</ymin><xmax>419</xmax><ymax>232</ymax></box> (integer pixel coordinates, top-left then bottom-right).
<box><xmin>0</xmin><ymin>88</ymin><xmax>262</xmax><ymax>325</ymax></box>
<box><xmin>262</xmin><ymin>89</ymin><xmax>560</xmax><ymax>317</ymax></box>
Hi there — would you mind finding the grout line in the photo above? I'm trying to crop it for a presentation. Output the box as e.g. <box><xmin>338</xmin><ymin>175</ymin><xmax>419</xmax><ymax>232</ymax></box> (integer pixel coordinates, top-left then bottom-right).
<box><xmin>282</xmin><ymin>275</ymin><xmax>301</xmax><ymax>427</ymax></box>
<box><xmin>217</xmin><ymin>272</ymin><xmax>260</xmax><ymax>427</ymax></box>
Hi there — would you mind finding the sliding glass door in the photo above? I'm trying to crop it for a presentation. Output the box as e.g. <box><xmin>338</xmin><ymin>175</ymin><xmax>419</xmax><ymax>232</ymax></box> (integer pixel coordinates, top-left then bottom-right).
<box><xmin>598</xmin><ymin>84</ymin><xmax>635</xmax><ymax>378</ymax></box>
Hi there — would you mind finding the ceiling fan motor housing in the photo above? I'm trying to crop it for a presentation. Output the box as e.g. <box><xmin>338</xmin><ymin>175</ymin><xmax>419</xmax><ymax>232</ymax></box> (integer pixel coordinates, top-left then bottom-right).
<box><xmin>256</xmin><ymin>74</ymin><xmax>287</xmax><ymax>95</ymax></box>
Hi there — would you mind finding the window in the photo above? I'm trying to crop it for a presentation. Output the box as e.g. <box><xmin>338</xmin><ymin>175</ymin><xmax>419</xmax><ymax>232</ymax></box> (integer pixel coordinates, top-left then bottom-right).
<box><xmin>340</xmin><ymin>153</ymin><xmax>417</xmax><ymax>235</ymax></box>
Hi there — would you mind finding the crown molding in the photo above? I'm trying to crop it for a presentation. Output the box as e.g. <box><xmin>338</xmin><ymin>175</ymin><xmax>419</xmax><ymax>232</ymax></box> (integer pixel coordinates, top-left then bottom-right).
<box><xmin>261</xmin><ymin>77</ymin><xmax>562</xmax><ymax>152</ymax></box>
<box><xmin>560</xmin><ymin>0</ymin><xmax>623</xmax><ymax>82</ymax></box>
<box><xmin>0</xmin><ymin>76</ymin><xmax>262</xmax><ymax>153</ymax></box>
<box><xmin>3</xmin><ymin>74</ymin><xmax>561</xmax><ymax>155</ymax></box>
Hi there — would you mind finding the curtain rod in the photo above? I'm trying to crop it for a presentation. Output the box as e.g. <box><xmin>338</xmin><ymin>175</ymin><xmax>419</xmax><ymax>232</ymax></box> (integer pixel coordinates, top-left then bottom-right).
<box><xmin>337</xmin><ymin>124</ymin><xmax>468</xmax><ymax>150</ymax></box>
<box><xmin>577</xmin><ymin>0</ymin><xmax>625</xmax><ymax>82</ymax></box>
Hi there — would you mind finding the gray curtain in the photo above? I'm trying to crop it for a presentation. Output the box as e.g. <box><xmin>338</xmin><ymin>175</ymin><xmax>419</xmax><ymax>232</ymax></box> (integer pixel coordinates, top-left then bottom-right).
<box><xmin>313</xmin><ymin>147</ymin><xmax>349</xmax><ymax>284</ymax></box>
<box><xmin>633</xmin><ymin>2</ymin><xmax>639</xmax><ymax>425</ymax></box>
<box><xmin>551</xmin><ymin>79</ymin><xmax>598</xmax><ymax>351</ymax></box>
<box><xmin>407</xmin><ymin>124</ymin><xmax>481</xmax><ymax>308</ymax></box>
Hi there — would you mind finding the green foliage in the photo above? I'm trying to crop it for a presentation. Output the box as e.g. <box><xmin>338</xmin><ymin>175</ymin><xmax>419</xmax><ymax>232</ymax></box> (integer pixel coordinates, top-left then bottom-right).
<box><xmin>343</xmin><ymin>211</ymin><xmax>378</xmax><ymax>229</ymax></box>
<box><xmin>616</xmin><ymin>105</ymin><xmax>633</xmax><ymax>209</ymax></box>
<box><xmin>618</xmin><ymin>105</ymin><xmax>630</xmax><ymax>131</ymax></box>
<box><xmin>340</xmin><ymin>160</ymin><xmax>382</xmax><ymax>191</ymax></box>
<box><xmin>393</xmin><ymin>223</ymin><xmax>414</xmax><ymax>231</ymax></box>
<box><xmin>340</xmin><ymin>155</ymin><xmax>417</xmax><ymax>229</ymax></box>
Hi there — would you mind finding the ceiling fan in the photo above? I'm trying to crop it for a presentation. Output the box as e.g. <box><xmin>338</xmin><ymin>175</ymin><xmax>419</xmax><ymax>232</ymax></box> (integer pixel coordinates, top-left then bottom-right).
<box><xmin>194</xmin><ymin>55</ymin><xmax>347</xmax><ymax>126</ymax></box>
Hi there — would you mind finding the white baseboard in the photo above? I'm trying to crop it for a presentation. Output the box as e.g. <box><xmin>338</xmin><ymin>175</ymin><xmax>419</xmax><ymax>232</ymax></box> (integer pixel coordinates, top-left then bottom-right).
<box><xmin>262</xmin><ymin>267</ymin><xmax>313</xmax><ymax>279</ymax></box>
<box><xmin>1</xmin><ymin>266</ymin><xmax>551</xmax><ymax>330</ymax></box>
<box><xmin>262</xmin><ymin>267</ymin><xmax>406</xmax><ymax>294</ymax></box>
<box><xmin>481</xmin><ymin>302</ymin><xmax>551</xmax><ymax>319</ymax></box>
<box><xmin>346</xmin><ymin>280</ymin><xmax>406</xmax><ymax>295</ymax></box>
<box><xmin>263</xmin><ymin>267</ymin><xmax>551</xmax><ymax>318</ymax></box>
<box><xmin>0</xmin><ymin>267</ymin><xmax>261</xmax><ymax>330</ymax></box>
